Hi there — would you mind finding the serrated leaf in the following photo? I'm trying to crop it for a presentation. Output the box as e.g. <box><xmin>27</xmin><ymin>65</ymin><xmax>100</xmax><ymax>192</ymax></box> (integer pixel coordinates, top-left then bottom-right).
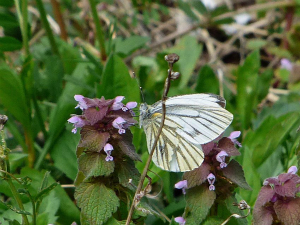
<box><xmin>75</xmin><ymin>183</ymin><xmax>120</xmax><ymax>225</ymax></box>
<box><xmin>78</xmin><ymin>153</ymin><xmax>115</xmax><ymax>177</ymax></box>
<box><xmin>35</xmin><ymin>182</ymin><xmax>58</xmax><ymax>202</ymax></box>
<box><xmin>222</xmin><ymin>160</ymin><xmax>251</xmax><ymax>190</ymax></box>
<box><xmin>183</xmin><ymin>162</ymin><xmax>211</xmax><ymax>189</ymax></box>
<box><xmin>78</xmin><ymin>128</ymin><xmax>110</xmax><ymax>154</ymax></box>
<box><xmin>116</xmin><ymin>159</ymin><xmax>140</xmax><ymax>190</ymax></box>
<box><xmin>274</xmin><ymin>198</ymin><xmax>300</xmax><ymax>225</ymax></box>
<box><xmin>185</xmin><ymin>185</ymin><xmax>216</xmax><ymax>224</ymax></box>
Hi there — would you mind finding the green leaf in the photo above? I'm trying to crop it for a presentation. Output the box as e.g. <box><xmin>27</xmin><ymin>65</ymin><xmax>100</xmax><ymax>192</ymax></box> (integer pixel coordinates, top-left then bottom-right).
<box><xmin>257</xmin><ymin>69</ymin><xmax>273</xmax><ymax>102</ymax></box>
<box><xmin>0</xmin><ymin>65</ymin><xmax>30</xmax><ymax>129</ymax></box>
<box><xmin>51</xmin><ymin>130</ymin><xmax>79</xmax><ymax>180</ymax></box>
<box><xmin>167</xmin><ymin>36</ymin><xmax>203</xmax><ymax>89</ymax></box>
<box><xmin>195</xmin><ymin>65</ymin><xmax>219</xmax><ymax>94</ymax></box>
<box><xmin>75</xmin><ymin>183</ymin><xmax>120</xmax><ymax>225</ymax></box>
<box><xmin>236</xmin><ymin>50</ymin><xmax>260</xmax><ymax>130</ymax></box>
<box><xmin>35</xmin><ymin>182</ymin><xmax>58</xmax><ymax>202</ymax></box>
<box><xmin>0</xmin><ymin>37</ymin><xmax>22</xmax><ymax>51</ymax></box>
<box><xmin>178</xmin><ymin>0</ymin><xmax>199</xmax><ymax>21</ymax></box>
<box><xmin>246</xmin><ymin>39</ymin><xmax>268</xmax><ymax>50</ymax></box>
<box><xmin>116</xmin><ymin>159</ymin><xmax>140</xmax><ymax>191</ymax></box>
<box><xmin>246</xmin><ymin>112</ymin><xmax>299</xmax><ymax>168</ymax></box>
<box><xmin>98</xmin><ymin>54</ymin><xmax>140</xmax><ymax>102</ymax></box>
<box><xmin>0</xmin><ymin>13</ymin><xmax>19</xmax><ymax>28</ymax></box>
<box><xmin>224</xmin><ymin>195</ymin><xmax>248</xmax><ymax>225</ymax></box>
<box><xmin>78</xmin><ymin>153</ymin><xmax>115</xmax><ymax>177</ymax></box>
<box><xmin>222</xmin><ymin>160</ymin><xmax>252</xmax><ymax>190</ymax></box>
<box><xmin>19</xmin><ymin>167</ymin><xmax>80</xmax><ymax>224</ymax></box>
<box><xmin>185</xmin><ymin>185</ymin><xmax>216</xmax><ymax>224</ymax></box>
<box><xmin>0</xmin><ymin>0</ymin><xmax>14</xmax><ymax>7</ymax></box>
<box><xmin>114</xmin><ymin>36</ymin><xmax>150</xmax><ymax>57</ymax></box>
<box><xmin>203</xmin><ymin>217</ymin><xmax>225</xmax><ymax>225</ymax></box>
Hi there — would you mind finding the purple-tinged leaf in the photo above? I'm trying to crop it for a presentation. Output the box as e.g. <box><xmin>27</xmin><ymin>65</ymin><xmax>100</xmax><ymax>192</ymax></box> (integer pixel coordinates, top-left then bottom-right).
<box><xmin>222</xmin><ymin>160</ymin><xmax>251</xmax><ymax>190</ymax></box>
<box><xmin>202</xmin><ymin>142</ymin><xmax>215</xmax><ymax>155</ymax></box>
<box><xmin>254</xmin><ymin>186</ymin><xmax>276</xmax><ymax>208</ymax></box>
<box><xmin>78</xmin><ymin>153</ymin><xmax>115</xmax><ymax>178</ymax></box>
<box><xmin>84</xmin><ymin>107</ymin><xmax>108</xmax><ymax>125</ymax></box>
<box><xmin>75</xmin><ymin>183</ymin><xmax>119</xmax><ymax>225</ymax></box>
<box><xmin>217</xmin><ymin>138</ymin><xmax>240</xmax><ymax>156</ymax></box>
<box><xmin>183</xmin><ymin>162</ymin><xmax>211</xmax><ymax>188</ymax></box>
<box><xmin>78</xmin><ymin>127</ymin><xmax>110</xmax><ymax>153</ymax></box>
<box><xmin>253</xmin><ymin>205</ymin><xmax>274</xmax><ymax>225</ymax></box>
<box><xmin>114</xmin><ymin>131</ymin><xmax>141</xmax><ymax>161</ymax></box>
<box><xmin>185</xmin><ymin>185</ymin><xmax>216</xmax><ymax>224</ymax></box>
<box><xmin>274</xmin><ymin>198</ymin><xmax>300</xmax><ymax>225</ymax></box>
<box><xmin>275</xmin><ymin>178</ymin><xmax>298</xmax><ymax>197</ymax></box>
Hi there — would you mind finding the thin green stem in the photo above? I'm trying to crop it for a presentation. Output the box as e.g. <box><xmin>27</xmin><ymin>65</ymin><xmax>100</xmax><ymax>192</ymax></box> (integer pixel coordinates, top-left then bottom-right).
<box><xmin>88</xmin><ymin>0</ymin><xmax>107</xmax><ymax>61</ymax></box>
<box><xmin>14</xmin><ymin>0</ymin><xmax>29</xmax><ymax>55</ymax></box>
<box><xmin>27</xmin><ymin>192</ymin><xmax>36</xmax><ymax>225</ymax></box>
<box><xmin>35</xmin><ymin>0</ymin><xmax>60</xmax><ymax>55</ymax></box>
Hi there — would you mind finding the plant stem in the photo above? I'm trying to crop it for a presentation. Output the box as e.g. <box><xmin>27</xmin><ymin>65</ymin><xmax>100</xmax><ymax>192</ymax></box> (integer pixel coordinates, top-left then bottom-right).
<box><xmin>88</xmin><ymin>0</ymin><xmax>107</xmax><ymax>61</ymax></box>
<box><xmin>35</xmin><ymin>0</ymin><xmax>60</xmax><ymax>55</ymax></box>
<box><xmin>125</xmin><ymin>60</ymin><xmax>174</xmax><ymax>225</ymax></box>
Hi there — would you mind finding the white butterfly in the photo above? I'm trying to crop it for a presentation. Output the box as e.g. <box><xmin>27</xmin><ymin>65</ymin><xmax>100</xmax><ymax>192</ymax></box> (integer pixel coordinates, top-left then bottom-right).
<box><xmin>139</xmin><ymin>94</ymin><xmax>233</xmax><ymax>172</ymax></box>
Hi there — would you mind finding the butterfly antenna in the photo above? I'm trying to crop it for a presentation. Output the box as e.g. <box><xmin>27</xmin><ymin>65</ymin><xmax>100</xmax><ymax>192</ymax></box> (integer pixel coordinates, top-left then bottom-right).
<box><xmin>133</xmin><ymin>72</ymin><xmax>145</xmax><ymax>103</ymax></box>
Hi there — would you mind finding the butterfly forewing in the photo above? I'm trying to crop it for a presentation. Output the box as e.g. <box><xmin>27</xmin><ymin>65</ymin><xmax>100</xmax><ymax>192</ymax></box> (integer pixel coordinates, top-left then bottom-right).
<box><xmin>140</xmin><ymin>93</ymin><xmax>233</xmax><ymax>172</ymax></box>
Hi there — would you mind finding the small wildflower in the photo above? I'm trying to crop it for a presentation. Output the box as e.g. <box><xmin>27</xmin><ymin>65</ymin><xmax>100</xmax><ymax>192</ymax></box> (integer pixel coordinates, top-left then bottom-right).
<box><xmin>207</xmin><ymin>173</ymin><xmax>216</xmax><ymax>191</ymax></box>
<box><xmin>287</xmin><ymin>166</ymin><xmax>298</xmax><ymax>174</ymax></box>
<box><xmin>228</xmin><ymin>131</ymin><xmax>242</xmax><ymax>147</ymax></box>
<box><xmin>104</xmin><ymin>143</ymin><xmax>114</xmax><ymax>161</ymax></box>
<box><xmin>280</xmin><ymin>58</ymin><xmax>293</xmax><ymax>71</ymax></box>
<box><xmin>111</xmin><ymin>96</ymin><xmax>125</xmax><ymax>110</ymax></box>
<box><xmin>216</xmin><ymin>150</ymin><xmax>228</xmax><ymax>168</ymax></box>
<box><xmin>175</xmin><ymin>180</ymin><xmax>188</xmax><ymax>194</ymax></box>
<box><xmin>201</xmin><ymin>0</ymin><xmax>217</xmax><ymax>10</ymax></box>
<box><xmin>122</xmin><ymin>102</ymin><xmax>138</xmax><ymax>112</ymax></box>
<box><xmin>112</xmin><ymin>117</ymin><xmax>127</xmax><ymax>134</ymax></box>
<box><xmin>74</xmin><ymin>95</ymin><xmax>88</xmax><ymax>110</ymax></box>
<box><xmin>68</xmin><ymin>116</ymin><xmax>85</xmax><ymax>133</ymax></box>
<box><xmin>174</xmin><ymin>216</ymin><xmax>186</xmax><ymax>225</ymax></box>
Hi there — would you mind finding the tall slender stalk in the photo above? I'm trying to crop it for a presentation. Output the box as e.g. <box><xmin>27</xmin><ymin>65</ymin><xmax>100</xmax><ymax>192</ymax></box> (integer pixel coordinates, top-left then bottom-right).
<box><xmin>88</xmin><ymin>0</ymin><xmax>107</xmax><ymax>61</ymax></box>
<box><xmin>125</xmin><ymin>54</ymin><xmax>179</xmax><ymax>224</ymax></box>
<box><xmin>35</xmin><ymin>0</ymin><xmax>60</xmax><ymax>55</ymax></box>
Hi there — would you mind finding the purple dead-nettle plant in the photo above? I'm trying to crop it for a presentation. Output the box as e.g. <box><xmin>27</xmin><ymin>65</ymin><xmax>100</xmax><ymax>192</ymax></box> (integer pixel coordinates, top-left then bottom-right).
<box><xmin>253</xmin><ymin>166</ymin><xmax>300</xmax><ymax>225</ymax></box>
<box><xmin>69</xmin><ymin>95</ymin><xmax>142</xmax><ymax>224</ymax></box>
<box><xmin>175</xmin><ymin>131</ymin><xmax>251</xmax><ymax>224</ymax></box>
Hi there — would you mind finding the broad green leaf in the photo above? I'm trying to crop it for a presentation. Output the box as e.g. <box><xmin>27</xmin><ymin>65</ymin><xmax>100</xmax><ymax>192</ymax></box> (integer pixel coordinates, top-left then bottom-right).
<box><xmin>257</xmin><ymin>69</ymin><xmax>273</xmax><ymax>102</ymax></box>
<box><xmin>78</xmin><ymin>153</ymin><xmax>115</xmax><ymax>177</ymax></box>
<box><xmin>0</xmin><ymin>65</ymin><xmax>30</xmax><ymax>129</ymax></box>
<box><xmin>185</xmin><ymin>185</ymin><xmax>216</xmax><ymax>224</ymax></box>
<box><xmin>247</xmin><ymin>113</ymin><xmax>299</xmax><ymax>168</ymax></box>
<box><xmin>238</xmin><ymin>146</ymin><xmax>261</xmax><ymax>206</ymax></box>
<box><xmin>0</xmin><ymin>13</ymin><xmax>19</xmax><ymax>28</ymax></box>
<box><xmin>114</xmin><ymin>36</ymin><xmax>150</xmax><ymax>57</ymax></box>
<box><xmin>203</xmin><ymin>217</ymin><xmax>225</xmax><ymax>225</ymax></box>
<box><xmin>195</xmin><ymin>65</ymin><xmax>219</xmax><ymax>94</ymax></box>
<box><xmin>178</xmin><ymin>0</ymin><xmax>199</xmax><ymax>21</ymax></box>
<box><xmin>98</xmin><ymin>54</ymin><xmax>140</xmax><ymax>102</ymax></box>
<box><xmin>51</xmin><ymin>130</ymin><xmax>79</xmax><ymax>180</ymax></box>
<box><xmin>0</xmin><ymin>37</ymin><xmax>22</xmax><ymax>51</ymax></box>
<box><xmin>75</xmin><ymin>183</ymin><xmax>120</xmax><ymax>225</ymax></box>
<box><xmin>236</xmin><ymin>50</ymin><xmax>260</xmax><ymax>130</ymax></box>
<box><xmin>0</xmin><ymin>0</ymin><xmax>14</xmax><ymax>7</ymax></box>
<box><xmin>167</xmin><ymin>36</ymin><xmax>202</xmax><ymax>89</ymax></box>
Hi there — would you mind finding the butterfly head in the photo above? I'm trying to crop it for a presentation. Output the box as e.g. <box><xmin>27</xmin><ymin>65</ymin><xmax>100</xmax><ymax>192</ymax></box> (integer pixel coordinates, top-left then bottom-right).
<box><xmin>139</xmin><ymin>103</ymin><xmax>149</xmax><ymax>128</ymax></box>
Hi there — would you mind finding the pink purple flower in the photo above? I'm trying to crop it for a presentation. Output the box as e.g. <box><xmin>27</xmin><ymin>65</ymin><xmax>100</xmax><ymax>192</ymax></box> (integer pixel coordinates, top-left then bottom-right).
<box><xmin>280</xmin><ymin>58</ymin><xmax>293</xmax><ymax>71</ymax></box>
<box><xmin>216</xmin><ymin>150</ymin><xmax>228</xmax><ymax>168</ymax></box>
<box><xmin>175</xmin><ymin>180</ymin><xmax>188</xmax><ymax>194</ymax></box>
<box><xmin>207</xmin><ymin>173</ymin><xmax>216</xmax><ymax>191</ymax></box>
<box><xmin>228</xmin><ymin>131</ymin><xmax>242</xmax><ymax>147</ymax></box>
<box><xmin>288</xmin><ymin>166</ymin><xmax>298</xmax><ymax>174</ymax></box>
<box><xmin>112</xmin><ymin>117</ymin><xmax>127</xmax><ymax>134</ymax></box>
<box><xmin>174</xmin><ymin>217</ymin><xmax>186</xmax><ymax>225</ymax></box>
<box><xmin>104</xmin><ymin>143</ymin><xmax>114</xmax><ymax>161</ymax></box>
<box><xmin>111</xmin><ymin>96</ymin><xmax>125</xmax><ymax>110</ymax></box>
<box><xmin>68</xmin><ymin>115</ymin><xmax>86</xmax><ymax>133</ymax></box>
<box><xmin>122</xmin><ymin>102</ymin><xmax>138</xmax><ymax>112</ymax></box>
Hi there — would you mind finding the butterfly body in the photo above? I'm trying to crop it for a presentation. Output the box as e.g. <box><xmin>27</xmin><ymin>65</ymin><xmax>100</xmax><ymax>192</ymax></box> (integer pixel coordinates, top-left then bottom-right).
<box><xmin>140</xmin><ymin>94</ymin><xmax>233</xmax><ymax>172</ymax></box>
